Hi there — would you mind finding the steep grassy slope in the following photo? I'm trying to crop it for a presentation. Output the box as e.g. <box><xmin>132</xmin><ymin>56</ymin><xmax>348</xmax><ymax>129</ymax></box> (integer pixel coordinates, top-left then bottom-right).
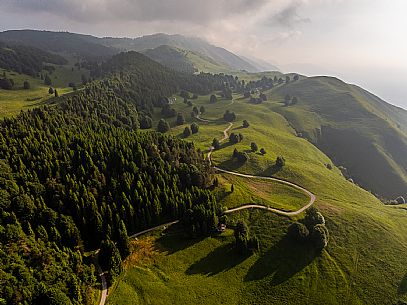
<box><xmin>108</xmin><ymin>89</ymin><xmax>407</xmax><ymax>305</ymax></box>
<box><xmin>269</xmin><ymin>77</ymin><xmax>407</xmax><ymax>199</ymax></box>
<box><xmin>143</xmin><ymin>45</ymin><xmax>196</xmax><ymax>74</ymax></box>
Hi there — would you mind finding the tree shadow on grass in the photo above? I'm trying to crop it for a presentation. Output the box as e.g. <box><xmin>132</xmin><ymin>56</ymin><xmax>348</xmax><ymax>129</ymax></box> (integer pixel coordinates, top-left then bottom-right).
<box><xmin>217</xmin><ymin>158</ymin><xmax>244</xmax><ymax>171</ymax></box>
<box><xmin>155</xmin><ymin>225</ymin><xmax>205</xmax><ymax>255</ymax></box>
<box><xmin>256</xmin><ymin>164</ymin><xmax>282</xmax><ymax>177</ymax></box>
<box><xmin>398</xmin><ymin>274</ymin><xmax>407</xmax><ymax>294</ymax></box>
<box><xmin>244</xmin><ymin>235</ymin><xmax>318</xmax><ymax>285</ymax></box>
<box><xmin>186</xmin><ymin>243</ymin><xmax>250</xmax><ymax>276</ymax></box>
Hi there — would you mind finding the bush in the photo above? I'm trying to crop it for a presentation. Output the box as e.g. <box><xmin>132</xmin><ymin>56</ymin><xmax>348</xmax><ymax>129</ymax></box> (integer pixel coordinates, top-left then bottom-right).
<box><xmin>209</xmin><ymin>94</ymin><xmax>217</xmax><ymax>103</ymax></box>
<box><xmin>250</xmin><ymin>142</ymin><xmax>258</xmax><ymax>152</ymax></box>
<box><xmin>242</xmin><ymin>120</ymin><xmax>250</xmax><ymax>128</ymax></box>
<box><xmin>260</xmin><ymin>148</ymin><xmax>266</xmax><ymax>155</ymax></box>
<box><xmin>48</xmin><ymin>87</ymin><xmax>54</xmax><ymax>94</ymax></box>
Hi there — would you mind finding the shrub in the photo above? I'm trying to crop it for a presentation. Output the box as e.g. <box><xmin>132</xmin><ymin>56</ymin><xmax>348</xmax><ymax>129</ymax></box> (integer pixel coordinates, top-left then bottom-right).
<box><xmin>250</xmin><ymin>142</ymin><xmax>258</xmax><ymax>152</ymax></box>
<box><xmin>242</xmin><ymin>120</ymin><xmax>250</xmax><ymax>128</ymax></box>
<box><xmin>260</xmin><ymin>148</ymin><xmax>266</xmax><ymax>155</ymax></box>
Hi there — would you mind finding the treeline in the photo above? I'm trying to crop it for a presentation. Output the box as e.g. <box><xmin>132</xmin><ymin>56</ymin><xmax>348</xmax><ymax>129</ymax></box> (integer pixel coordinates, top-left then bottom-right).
<box><xmin>0</xmin><ymin>42</ymin><xmax>67</xmax><ymax>76</ymax></box>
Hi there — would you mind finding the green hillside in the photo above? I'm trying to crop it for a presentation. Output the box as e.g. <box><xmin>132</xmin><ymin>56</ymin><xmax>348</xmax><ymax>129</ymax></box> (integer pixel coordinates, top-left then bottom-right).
<box><xmin>268</xmin><ymin>76</ymin><xmax>407</xmax><ymax>199</ymax></box>
<box><xmin>106</xmin><ymin>85</ymin><xmax>407</xmax><ymax>305</ymax></box>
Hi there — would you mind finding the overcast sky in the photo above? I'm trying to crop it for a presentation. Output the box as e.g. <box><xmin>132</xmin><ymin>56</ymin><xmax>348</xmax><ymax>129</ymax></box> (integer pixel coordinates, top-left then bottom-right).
<box><xmin>0</xmin><ymin>0</ymin><xmax>406</xmax><ymax>109</ymax></box>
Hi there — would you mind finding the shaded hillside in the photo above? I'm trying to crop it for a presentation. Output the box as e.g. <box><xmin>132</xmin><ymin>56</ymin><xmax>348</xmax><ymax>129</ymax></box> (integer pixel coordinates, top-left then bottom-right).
<box><xmin>0</xmin><ymin>42</ymin><xmax>67</xmax><ymax>76</ymax></box>
<box><xmin>101</xmin><ymin>33</ymin><xmax>267</xmax><ymax>72</ymax></box>
<box><xmin>143</xmin><ymin>45</ymin><xmax>196</xmax><ymax>74</ymax></box>
<box><xmin>269</xmin><ymin>76</ymin><xmax>407</xmax><ymax>199</ymax></box>
<box><xmin>0</xmin><ymin>30</ymin><xmax>117</xmax><ymax>58</ymax></box>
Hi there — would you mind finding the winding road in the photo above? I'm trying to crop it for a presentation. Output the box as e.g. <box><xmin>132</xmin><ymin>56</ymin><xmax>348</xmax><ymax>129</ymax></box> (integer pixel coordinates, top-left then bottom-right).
<box><xmin>197</xmin><ymin>101</ymin><xmax>316</xmax><ymax>216</ymax></box>
<box><xmin>96</xmin><ymin>99</ymin><xmax>316</xmax><ymax>305</ymax></box>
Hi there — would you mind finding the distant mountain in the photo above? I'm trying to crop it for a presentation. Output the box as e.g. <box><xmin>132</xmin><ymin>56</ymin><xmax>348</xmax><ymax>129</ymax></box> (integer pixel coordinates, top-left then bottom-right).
<box><xmin>0</xmin><ymin>30</ymin><xmax>277</xmax><ymax>73</ymax></box>
<box><xmin>0</xmin><ymin>30</ymin><xmax>117</xmax><ymax>58</ymax></box>
<box><xmin>100</xmin><ymin>33</ymin><xmax>274</xmax><ymax>73</ymax></box>
<box><xmin>271</xmin><ymin>76</ymin><xmax>407</xmax><ymax>199</ymax></box>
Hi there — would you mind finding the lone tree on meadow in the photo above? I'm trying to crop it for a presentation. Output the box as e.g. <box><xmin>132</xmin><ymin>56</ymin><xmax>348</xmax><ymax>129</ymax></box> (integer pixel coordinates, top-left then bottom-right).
<box><xmin>242</xmin><ymin>120</ymin><xmax>250</xmax><ymax>128</ymax></box>
<box><xmin>276</xmin><ymin>156</ymin><xmax>285</xmax><ymax>168</ymax></box>
<box><xmin>157</xmin><ymin>119</ymin><xmax>170</xmax><ymax>133</ymax></box>
<box><xmin>54</xmin><ymin>89</ymin><xmax>59</xmax><ymax>97</ymax></box>
<box><xmin>23</xmin><ymin>80</ymin><xmax>30</xmax><ymax>90</ymax></box>
<box><xmin>250</xmin><ymin>142</ymin><xmax>258</xmax><ymax>152</ymax></box>
<box><xmin>190</xmin><ymin>123</ymin><xmax>199</xmax><ymax>134</ymax></box>
<box><xmin>199</xmin><ymin>105</ymin><xmax>205</xmax><ymax>114</ymax></box>
<box><xmin>260</xmin><ymin>148</ymin><xmax>266</xmax><ymax>155</ymax></box>
<box><xmin>183</xmin><ymin>126</ymin><xmax>192</xmax><ymax>137</ymax></box>
<box><xmin>210</xmin><ymin>94</ymin><xmax>217</xmax><ymax>104</ymax></box>
<box><xmin>48</xmin><ymin>87</ymin><xmax>54</xmax><ymax>94</ymax></box>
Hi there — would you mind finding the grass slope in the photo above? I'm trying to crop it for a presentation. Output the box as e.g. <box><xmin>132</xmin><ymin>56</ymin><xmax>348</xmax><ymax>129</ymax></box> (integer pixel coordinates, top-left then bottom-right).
<box><xmin>0</xmin><ymin>61</ymin><xmax>89</xmax><ymax>117</ymax></box>
<box><xmin>108</xmin><ymin>85</ymin><xmax>407</xmax><ymax>305</ymax></box>
<box><xmin>268</xmin><ymin>76</ymin><xmax>407</xmax><ymax>199</ymax></box>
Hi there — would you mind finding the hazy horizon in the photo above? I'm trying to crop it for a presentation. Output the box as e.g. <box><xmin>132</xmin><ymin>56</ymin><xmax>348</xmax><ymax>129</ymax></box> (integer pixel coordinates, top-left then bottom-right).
<box><xmin>0</xmin><ymin>0</ymin><xmax>406</xmax><ymax>109</ymax></box>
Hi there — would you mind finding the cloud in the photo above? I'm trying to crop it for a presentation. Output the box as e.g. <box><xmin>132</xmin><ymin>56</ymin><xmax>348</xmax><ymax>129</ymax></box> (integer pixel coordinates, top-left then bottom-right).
<box><xmin>266</xmin><ymin>0</ymin><xmax>311</xmax><ymax>27</ymax></box>
<box><xmin>1</xmin><ymin>0</ymin><xmax>270</xmax><ymax>24</ymax></box>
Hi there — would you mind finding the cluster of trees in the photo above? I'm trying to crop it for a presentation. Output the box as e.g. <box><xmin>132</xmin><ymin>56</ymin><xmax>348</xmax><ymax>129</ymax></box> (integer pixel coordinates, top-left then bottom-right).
<box><xmin>284</xmin><ymin>94</ymin><xmax>299</xmax><ymax>106</ymax></box>
<box><xmin>223</xmin><ymin>110</ymin><xmax>236</xmax><ymax>122</ymax></box>
<box><xmin>233</xmin><ymin>148</ymin><xmax>249</xmax><ymax>163</ymax></box>
<box><xmin>0</xmin><ymin>42</ymin><xmax>67</xmax><ymax>76</ymax></box>
<box><xmin>234</xmin><ymin>220</ymin><xmax>260</xmax><ymax>254</ymax></box>
<box><xmin>288</xmin><ymin>207</ymin><xmax>329</xmax><ymax>250</ymax></box>
<box><xmin>181</xmin><ymin>193</ymin><xmax>219</xmax><ymax>237</ymax></box>
<box><xmin>229</xmin><ymin>132</ymin><xmax>244</xmax><ymax>144</ymax></box>
<box><xmin>183</xmin><ymin>123</ymin><xmax>199</xmax><ymax>137</ymax></box>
